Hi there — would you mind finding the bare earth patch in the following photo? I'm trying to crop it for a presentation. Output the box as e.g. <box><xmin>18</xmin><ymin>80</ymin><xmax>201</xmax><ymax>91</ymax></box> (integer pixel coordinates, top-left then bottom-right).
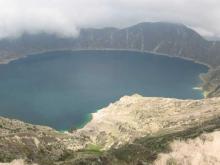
<box><xmin>154</xmin><ymin>131</ymin><xmax>220</xmax><ymax>165</ymax></box>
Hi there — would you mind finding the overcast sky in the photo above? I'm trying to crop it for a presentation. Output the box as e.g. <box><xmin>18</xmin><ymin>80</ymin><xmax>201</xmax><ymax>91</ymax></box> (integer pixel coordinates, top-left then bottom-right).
<box><xmin>0</xmin><ymin>0</ymin><xmax>219</xmax><ymax>39</ymax></box>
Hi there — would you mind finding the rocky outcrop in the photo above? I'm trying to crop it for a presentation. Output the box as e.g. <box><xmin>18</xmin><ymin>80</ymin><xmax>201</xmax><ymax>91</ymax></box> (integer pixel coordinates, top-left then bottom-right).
<box><xmin>0</xmin><ymin>117</ymin><xmax>76</xmax><ymax>164</ymax></box>
<box><xmin>202</xmin><ymin>67</ymin><xmax>220</xmax><ymax>97</ymax></box>
<box><xmin>74</xmin><ymin>94</ymin><xmax>220</xmax><ymax>150</ymax></box>
<box><xmin>0</xmin><ymin>117</ymin><xmax>54</xmax><ymax>135</ymax></box>
<box><xmin>154</xmin><ymin>131</ymin><xmax>220</xmax><ymax>165</ymax></box>
<box><xmin>0</xmin><ymin>22</ymin><xmax>215</xmax><ymax>66</ymax></box>
<box><xmin>2</xmin><ymin>94</ymin><xmax>220</xmax><ymax>164</ymax></box>
<box><xmin>0</xmin><ymin>22</ymin><xmax>216</xmax><ymax>67</ymax></box>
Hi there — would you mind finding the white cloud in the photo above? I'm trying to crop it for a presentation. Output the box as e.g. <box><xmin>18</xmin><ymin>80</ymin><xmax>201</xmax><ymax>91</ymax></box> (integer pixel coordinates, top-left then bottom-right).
<box><xmin>0</xmin><ymin>0</ymin><xmax>220</xmax><ymax>39</ymax></box>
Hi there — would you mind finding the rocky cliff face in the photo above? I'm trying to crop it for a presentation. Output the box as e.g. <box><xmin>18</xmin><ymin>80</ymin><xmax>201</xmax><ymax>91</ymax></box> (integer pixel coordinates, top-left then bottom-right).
<box><xmin>0</xmin><ymin>22</ymin><xmax>217</xmax><ymax>67</ymax></box>
<box><xmin>74</xmin><ymin>94</ymin><xmax>220</xmax><ymax>150</ymax></box>
<box><xmin>1</xmin><ymin>95</ymin><xmax>220</xmax><ymax>164</ymax></box>
<box><xmin>0</xmin><ymin>22</ymin><xmax>220</xmax><ymax>97</ymax></box>
<box><xmin>202</xmin><ymin>67</ymin><xmax>220</xmax><ymax>97</ymax></box>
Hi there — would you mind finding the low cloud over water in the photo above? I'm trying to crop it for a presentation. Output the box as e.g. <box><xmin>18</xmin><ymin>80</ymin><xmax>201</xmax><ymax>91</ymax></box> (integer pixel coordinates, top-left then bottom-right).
<box><xmin>0</xmin><ymin>0</ymin><xmax>220</xmax><ymax>39</ymax></box>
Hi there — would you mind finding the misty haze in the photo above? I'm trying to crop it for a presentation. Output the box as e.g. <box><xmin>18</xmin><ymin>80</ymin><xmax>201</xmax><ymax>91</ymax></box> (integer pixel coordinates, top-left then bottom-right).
<box><xmin>0</xmin><ymin>1</ymin><xmax>220</xmax><ymax>165</ymax></box>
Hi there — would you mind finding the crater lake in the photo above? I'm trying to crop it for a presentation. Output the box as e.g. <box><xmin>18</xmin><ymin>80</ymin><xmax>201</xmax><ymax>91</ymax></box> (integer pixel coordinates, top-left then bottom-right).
<box><xmin>0</xmin><ymin>50</ymin><xmax>208</xmax><ymax>130</ymax></box>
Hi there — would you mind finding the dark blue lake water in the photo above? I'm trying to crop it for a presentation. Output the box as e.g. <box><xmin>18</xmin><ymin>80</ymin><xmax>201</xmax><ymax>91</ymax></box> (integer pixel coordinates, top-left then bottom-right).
<box><xmin>0</xmin><ymin>50</ymin><xmax>208</xmax><ymax>130</ymax></box>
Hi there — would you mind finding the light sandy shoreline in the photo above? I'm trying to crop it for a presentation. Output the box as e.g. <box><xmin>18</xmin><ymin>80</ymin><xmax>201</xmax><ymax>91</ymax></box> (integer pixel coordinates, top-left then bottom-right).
<box><xmin>193</xmin><ymin>87</ymin><xmax>208</xmax><ymax>98</ymax></box>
